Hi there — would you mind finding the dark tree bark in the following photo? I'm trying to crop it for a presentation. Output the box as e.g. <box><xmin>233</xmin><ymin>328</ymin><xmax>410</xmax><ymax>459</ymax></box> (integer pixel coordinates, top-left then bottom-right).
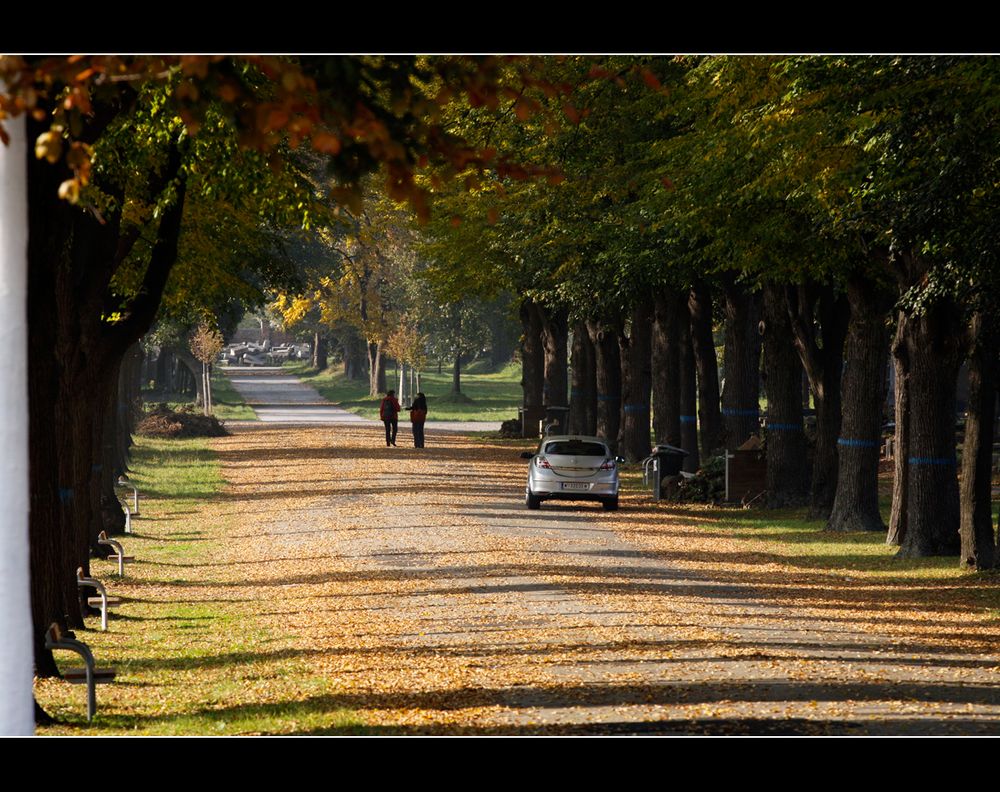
<box><xmin>828</xmin><ymin>275</ymin><xmax>891</xmax><ymax>533</ymax></box>
<box><xmin>959</xmin><ymin>311</ymin><xmax>998</xmax><ymax>569</ymax></box>
<box><xmin>581</xmin><ymin>324</ymin><xmax>597</xmax><ymax>435</ymax></box>
<box><xmin>312</xmin><ymin>331</ymin><xmax>328</xmax><ymax>371</ymax></box>
<box><xmin>652</xmin><ymin>292</ymin><xmax>682</xmax><ymax>447</ymax></box>
<box><xmin>568</xmin><ymin>321</ymin><xmax>597</xmax><ymax>435</ymax></box>
<box><xmin>887</xmin><ymin>313</ymin><xmax>909</xmax><ymax>546</ymax></box>
<box><xmin>367</xmin><ymin>341</ymin><xmax>386</xmax><ymax>396</ymax></box>
<box><xmin>488</xmin><ymin>301</ymin><xmax>518</xmax><ymax>368</ymax></box>
<box><xmin>689</xmin><ymin>283</ymin><xmax>722</xmax><ymax>459</ymax></box>
<box><xmin>619</xmin><ymin>300</ymin><xmax>654</xmax><ymax>463</ymax></box>
<box><xmin>451</xmin><ymin>352</ymin><xmax>462</xmax><ymax>394</ymax></box>
<box><xmin>679</xmin><ymin>303</ymin><xmax>700</xmax><ymax>473</ymax></box>
<box><xmin>174</xmin><ymin>357</ymin><xmax>195</xmax><ymax>397</ymax></box>
<box><xmin>786</xmin><ymin>284</ymin><xmax>850</xmax><ymax>519</ymax></box>
<box><xmin>154</xmin><ymin>346</ymin><xmax>173</xmax><ymax>391</ymax></box>
<box><xmin>897</xmin><ymin>297</ymin><xmax>964</xmax><ymax>558</ymax></box>
<box><xmin>539</xmin><ymin>304</ymin><xmax>569</xmax><ymax>408</ymax></box>
<box><xmin>174</xmin><ymin>348</ymin><xmax>205</xmax><ymax>408</ymax></box>
<box><xmin>95</xmin><ymin>364</ymin><xmax>125</xmax><ymax>550</ymax></box>
<box><xmin>520</xmin><ymin>298</ymin><xmax>545</xmax><ymax>429</ymax></box>
<box><xmin>27</xmin><ymin>127</ymin><xmax>73</xmax><ymax>677</ymax></box>
<box><xmin>586</xmin><ymin>319</ymin><xmax>622</xmax><ymax>449</ymax></box>
<box><xmin>721</xmin><ymin>279</ymin><xmax>761</xmax><ymax>451</ymax></box>
<box><xmin>27</xmin><ymin>105</ymin><xmax>187</xmax><ymax>675</ymax></box>
<box><xmin>342</xmin><ymin>331</ymin><xmax>365</xmax><ymax>380</ymax></box>
<box><xmin>762</xmin><ymin>285</ymin><xmax>809</xmax><ymax>507</ymax></box>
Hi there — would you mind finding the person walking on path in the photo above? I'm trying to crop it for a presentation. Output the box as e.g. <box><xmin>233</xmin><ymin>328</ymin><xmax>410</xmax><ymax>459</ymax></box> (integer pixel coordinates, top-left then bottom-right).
<box><xmin>380</xmin><ymin>390</ymin><xmax>401</xmax><ymax>446</ymax></box>
<box><xmin>410</xmin><ymin>392</ymin><xmax>428</xmax><ymax>448</ymax></box>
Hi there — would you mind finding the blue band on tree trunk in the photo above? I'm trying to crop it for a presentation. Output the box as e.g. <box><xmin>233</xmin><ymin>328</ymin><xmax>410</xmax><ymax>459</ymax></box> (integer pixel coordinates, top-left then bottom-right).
<box><xmin>837</xmin><ymin>438</ymin><xmax>879</xmax><ymax>448</ymax></box>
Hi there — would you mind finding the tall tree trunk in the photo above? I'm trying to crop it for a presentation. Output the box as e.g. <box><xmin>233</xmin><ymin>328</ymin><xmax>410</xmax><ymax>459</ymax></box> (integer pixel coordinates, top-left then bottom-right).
<box><xmin>679</xmin><ymin>304</ymin><xmax>700</xmax><ymax>473</ymax></box>
<box><xmin>173</xmin><ymin>348</ymin><xmax>204</xmax><ymax>408</ymax></box>
<box><xmin>28</xmin><ymin>117</ymin><xmax>81</xmax><ymax>674</ymax></box>
<box><xmin>897</xmin><ymin>299</ymin><xmax>964</xmax><ymax>558</ymax></box>
<box><xmin>652</xmin><ymin>292</ymin><xmax>682</xmax><ymax>446</ymax></box>
<box><xmin>959</xmin><ymin>311</ymin><xmax>998</xmax><ymax>569</ymax></box>
<box><xmin>519</xmin><ymin>299</ymin><xmax>545</xmax><ymax>434</ymax></box>
<box><xmin>312</xmin><ymin>331</ymin><xmax>328</xmax><ymax>371</ymax></box>
<box><xmin>689</xmin><ymin>283</ymin><xmax>722</xmax><ymax>459</ymax></box>
<box><xmin>887</xmin><ymin>313</ymin><xmax>909</xmax><ymax>546</ymax></box>
<box><xmin>721</xmin><ymin>280</ymin><xmax>761</xmax><ymax>451</ymax></box>
<box><xmin>762</xmin><ymin>285</ymin><xmax>809</xmax><ymax>507</ymax></box>
<box><xmin>451</xmin><ymin>352</ymin><xmax>462</xmax><ymax>394</ymax></box>
<box><xmin>343</xmin><ymin>332</ymin><xmax>365</xmax><ymax>380</ymax></box>
<box><xmin>786</xmin><ymin>284</ymin><xmax>850</xmax><ymax>519</ymax></box>
<box><xmin>27</xmin><ymin>107</ymin><xmax>186</xmax><ymax>680</ymax></box>
<box><xmin>568</xmin><ymin>321</ymin><xmax>596</xmax><ymax>435</ymax></box>
<box><xmin>119</xmin><ymin>342</ymin><xmax>143</xmax><ymax>473</ymax></box>
<box><xmin>154</xmin><ymin>346</ymin><xmax>173</xmax><ymax>391</ymax></box>
<box><xmin>367</xmin><ymin>341</ymin><xmax>386</xmax><ymax>396</ymax></box>
<box><xmin>619</xmin><ymin>300</ymin><xmax>654</xmax><ymax>463</ymax></box>
<box><xmin>100</xmin><ymin>359</ymin><xmax>127</xmax><ymax>539</ymax></box>
<box><xmin>539</xmin><ymin>304</ymin><xmax>569</xmax><ymax>413</ymax></box>
<box><xmin>0</xmin><ymin>109</ymin><xmax>35</xmax><ymax>732</ymax></box>
<box><xmin>488</xmin><ymin>297</ymin><xmax>517</xmax><ymax>368</ymax></box>
<box><xmin>587</xmin><ymin>319</ymin><xmax>622</xmax><ymax>449</ymax></box>
<box><xmin>828</xmin><ymin>275</ymin><xmax>891</xmax><ymax>533</ymax></box>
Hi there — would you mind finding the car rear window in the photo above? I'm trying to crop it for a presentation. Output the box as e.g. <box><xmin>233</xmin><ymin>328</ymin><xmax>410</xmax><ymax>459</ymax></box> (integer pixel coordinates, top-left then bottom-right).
<box><xmin>543</xmin><ymin>441</ymin><xmax>608</xmax><ymax>456</ymax></box>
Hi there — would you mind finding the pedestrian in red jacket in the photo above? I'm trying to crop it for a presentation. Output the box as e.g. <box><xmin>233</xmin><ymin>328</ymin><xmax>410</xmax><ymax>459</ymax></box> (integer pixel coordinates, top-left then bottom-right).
<box><xmin>380</xmin><ymin>390</ymin><xmax>401</xmax><ymax>447</ymax></box>
<box><xmin>410</xmin><ymin>392</ymin><xmax>428</xmax><ymax>448</ymax></box>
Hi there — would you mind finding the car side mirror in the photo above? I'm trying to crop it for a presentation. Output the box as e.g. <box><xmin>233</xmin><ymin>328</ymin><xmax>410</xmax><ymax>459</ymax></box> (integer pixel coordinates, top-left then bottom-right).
<box><xmin>520</xmin><ymin>451</ymin><xmax>534</xmax><ymax>459</ymax></box>
<box><xmin>615</xmin><ymin>456</ymin><xmax>625</xmax><ymax>464</ymax></box>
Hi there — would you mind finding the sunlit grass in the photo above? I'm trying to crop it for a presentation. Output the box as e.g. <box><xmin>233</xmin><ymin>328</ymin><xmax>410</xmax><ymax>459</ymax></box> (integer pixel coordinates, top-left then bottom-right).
<box><xmin>127</xmin><ymin>437</ymin><xmax>224</xmax><ymax>503</ymax></box>
<box><xmin>35</xmin><ymin>435</ymin><xmax>371</xmax><ymax>736</ymax></box>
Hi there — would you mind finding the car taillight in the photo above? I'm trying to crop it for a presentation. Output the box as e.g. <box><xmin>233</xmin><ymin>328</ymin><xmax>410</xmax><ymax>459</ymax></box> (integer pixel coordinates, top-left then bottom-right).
<box><xmin>600</xmin><ymin>458</ymin><xmax>615</xmax><ymax>470</ymax></box>
<box><xmin>536</xmin><ymin>456</ymin><xmax>552</xmax><ymax>469</ymax></box>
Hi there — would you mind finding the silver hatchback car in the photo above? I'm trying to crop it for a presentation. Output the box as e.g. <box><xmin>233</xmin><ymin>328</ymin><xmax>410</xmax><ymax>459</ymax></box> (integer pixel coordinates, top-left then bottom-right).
<box><xmin>522</xmin><ymin>435</ymin><xmax>622</xmax><ymax>511</ymax></box>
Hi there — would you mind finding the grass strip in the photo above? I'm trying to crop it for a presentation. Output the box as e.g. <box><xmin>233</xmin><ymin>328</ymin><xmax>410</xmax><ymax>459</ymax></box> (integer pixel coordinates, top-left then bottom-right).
<box><xmin>291</xmin><ymin>360</ymin><xmax>522</xmax><ymax>422</ymax></box>
<box><xmin>34</xmin><ymin>436</ymin><xmax>367</xmax><ymax>735</ymax></box>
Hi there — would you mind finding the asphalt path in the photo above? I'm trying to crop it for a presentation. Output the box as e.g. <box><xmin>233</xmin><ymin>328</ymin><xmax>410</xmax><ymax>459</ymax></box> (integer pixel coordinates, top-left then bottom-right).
<box><xmin>210</xmin><ymin>423</ymin><xmax>1000</xmax><ymax>735</ymax></box>
<box><xmin>221</xmin><ymin>366</ymin><xmax>503</xmax><ymax>433</ymax></box>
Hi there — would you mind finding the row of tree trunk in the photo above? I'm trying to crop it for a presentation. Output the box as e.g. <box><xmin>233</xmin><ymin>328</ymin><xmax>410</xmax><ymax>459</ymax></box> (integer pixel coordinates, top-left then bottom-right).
<box><xmin>518</xmin><ymin>271</ymin><xmax>1000</xmax><ymax>568</ymax></box>
<box><xmin>27</xmin><ymin>109</ymin><xmax>189</xmax><ymax>679</ymax></box>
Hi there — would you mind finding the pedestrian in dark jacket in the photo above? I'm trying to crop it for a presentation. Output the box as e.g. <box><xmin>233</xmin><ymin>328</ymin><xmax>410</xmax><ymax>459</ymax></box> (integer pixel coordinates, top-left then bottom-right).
<box><xmin>380</xmin><ymin>390</ymin><xmax>401</xmax><ymax>446</ymax></box>
<box><xmin>410</xmin><ymin>392</ymin><xmax>428</xmax><ymax>448</ymax></box>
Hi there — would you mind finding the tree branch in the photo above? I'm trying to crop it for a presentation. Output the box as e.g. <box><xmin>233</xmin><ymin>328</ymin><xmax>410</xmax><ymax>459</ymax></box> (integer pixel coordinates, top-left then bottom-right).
<box><xmin>106</xmin><ymin>143</ymin><xmax>187</xmax><ymax>355</ymax></box>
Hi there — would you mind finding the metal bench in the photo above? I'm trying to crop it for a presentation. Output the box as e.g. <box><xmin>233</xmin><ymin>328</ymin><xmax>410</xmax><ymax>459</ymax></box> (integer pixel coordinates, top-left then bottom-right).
<box><xmin>76</xmin><ymin>567</ymin><xmax>121</xmax><ymax>631</ymax></box>
<box><xmin>97</xmin><ymin>531</ymin><xmax>134</xmax><ymax>577</ymax></box>
<box><xmin>44</xmin><ymin>623</ymin><xmax>116</xmax><ymax>722</ymax></box>
<box><xmin>116</xmin><ymin>476</ymin><xmax>139</xmax><ymax>516</ymax></box>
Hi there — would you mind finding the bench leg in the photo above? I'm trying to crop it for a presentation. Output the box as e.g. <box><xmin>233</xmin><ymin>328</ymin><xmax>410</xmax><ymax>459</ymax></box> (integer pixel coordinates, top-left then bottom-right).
<box><xmin>86</xmin><ymin>667</ymin><xmax>96</xmax><ymax>722</ymax></box>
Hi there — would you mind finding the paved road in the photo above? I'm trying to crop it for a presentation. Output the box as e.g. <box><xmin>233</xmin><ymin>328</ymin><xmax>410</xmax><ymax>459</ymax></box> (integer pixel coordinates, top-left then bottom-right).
<box><xmin>221</xmin><ymin>367</ymin><xmax>503</xmax><ymax>433</ymax></box>
<box><xmin>209</xmin><ymin>423</ymin><xmax>1000</xmax><ymax>735</ymax></box>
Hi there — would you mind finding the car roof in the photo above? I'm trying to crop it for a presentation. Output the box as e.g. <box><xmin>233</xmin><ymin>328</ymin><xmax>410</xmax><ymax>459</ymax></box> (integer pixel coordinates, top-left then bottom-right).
<box><xmin>539</xmin><ymin>435</ymin><xmax>610</xmax><ymax>446</ymax></box>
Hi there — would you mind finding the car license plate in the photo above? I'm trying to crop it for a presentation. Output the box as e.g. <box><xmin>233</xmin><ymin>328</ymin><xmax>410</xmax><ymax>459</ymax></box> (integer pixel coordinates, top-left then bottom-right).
<box><xmin>562</xmin><ymin>482</ymin><xmax>589</xmax><ymax>491</ymax></box>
